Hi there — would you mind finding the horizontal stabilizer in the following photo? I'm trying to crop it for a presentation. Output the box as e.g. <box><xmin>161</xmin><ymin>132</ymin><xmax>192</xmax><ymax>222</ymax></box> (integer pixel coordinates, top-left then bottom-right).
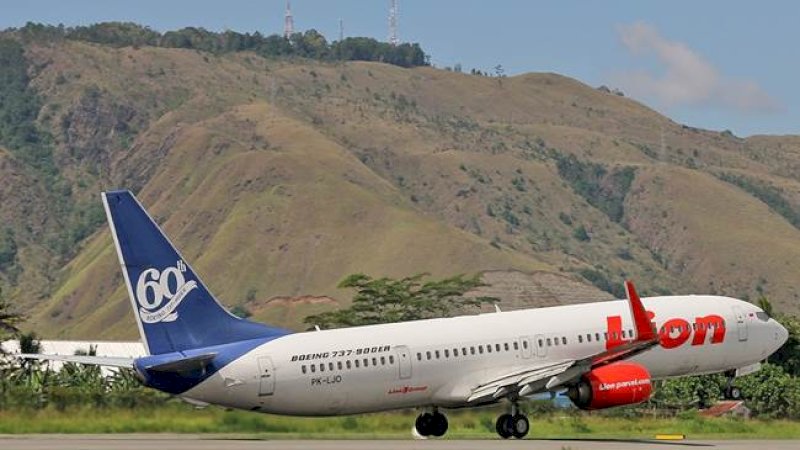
<box><xmin>144</xmin><ymin>352</ymin><xmax>216</xmax><ymax>373</ymax></box>
<box><xmin>15</xmin><ymin>353</ymin><xmax>134</xmax><ymax>368</ymax></box>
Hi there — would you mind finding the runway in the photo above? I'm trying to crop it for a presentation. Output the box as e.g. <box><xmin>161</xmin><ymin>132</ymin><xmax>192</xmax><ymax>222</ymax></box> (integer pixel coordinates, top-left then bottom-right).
<box><xmin>1</xmin><ymin>436</ymin><xmax>799</xmax><ymax>450</ymax></box>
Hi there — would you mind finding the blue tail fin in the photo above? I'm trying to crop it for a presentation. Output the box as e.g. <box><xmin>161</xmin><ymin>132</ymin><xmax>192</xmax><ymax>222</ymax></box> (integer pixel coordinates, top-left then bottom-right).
<box><xmin>102</xmin><ymin>190</ymin><xmax>289</xmax><ymax>355</ymax></box>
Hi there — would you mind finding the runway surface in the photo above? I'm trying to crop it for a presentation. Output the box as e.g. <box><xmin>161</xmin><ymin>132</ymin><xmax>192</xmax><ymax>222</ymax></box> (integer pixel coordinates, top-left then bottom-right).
<box><xmin>1</xmin><ymin>436</ymin><xmax>799</xmax><ymax>450</ymax></box>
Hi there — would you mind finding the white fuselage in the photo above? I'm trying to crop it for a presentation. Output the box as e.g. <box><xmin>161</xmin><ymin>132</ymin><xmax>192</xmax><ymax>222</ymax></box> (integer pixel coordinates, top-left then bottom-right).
<box><xmin>183</xmin><ymin>295</ymin><xmax>786</xmax><ymax>416</ymax></box>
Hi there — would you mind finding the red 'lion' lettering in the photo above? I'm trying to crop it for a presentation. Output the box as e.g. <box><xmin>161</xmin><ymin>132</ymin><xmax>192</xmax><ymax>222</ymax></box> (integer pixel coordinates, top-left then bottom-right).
<box><xmin>691</xmin><ymin>315</ymin><xmax>725</xmax><ymax>345</ymax></box>
<box><xmin>605</xmin><ymin>311</ymin><xmax>726</xmax><ymax>350</ymax></box>
<box><xmin>659</xmin><ymin>318</ymin><xmax>691</xmax><ymax>349</ymax></box>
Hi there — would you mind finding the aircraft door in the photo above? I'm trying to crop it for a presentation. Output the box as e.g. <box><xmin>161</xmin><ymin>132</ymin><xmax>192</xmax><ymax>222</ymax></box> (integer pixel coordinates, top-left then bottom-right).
<box><xmin>534</xmin><ymin>334</ymin><xmax>547</xmax><ymax>358</ymax></box>
<box><xmin>732</xmin><ymin>306</ymin><xmax>748</xmax><ymax>341</ymax></box>
<box><xmin>257</xmin><ymin>356</ymin><xmax>275</xmax><ymax>396</ymax></box>
<box><xmin>395</xmin><ymin>345</ymin><xmax>412</xmax><ymax>379</ymax></box>
<box><xmin>519</xmin><ymin>336</ymin><xmax>533</xmax><ymax>359</ymax></box>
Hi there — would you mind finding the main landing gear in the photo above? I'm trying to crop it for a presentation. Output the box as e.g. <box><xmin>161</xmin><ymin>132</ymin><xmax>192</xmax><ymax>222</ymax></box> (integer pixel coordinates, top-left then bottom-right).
<box><xmin>495</xmin><ymin>401</ymin><xmax>529</xmax><ymax>439</ymax></box>
<box><xmin>415</xmin><ymin>409</ymin><xmax>448</xmax><ymax>437</ymax></box>
<box><xmin>723</xmin><ymin>370</ymin><xmax>743</xmax><ymax>400</ymax></box>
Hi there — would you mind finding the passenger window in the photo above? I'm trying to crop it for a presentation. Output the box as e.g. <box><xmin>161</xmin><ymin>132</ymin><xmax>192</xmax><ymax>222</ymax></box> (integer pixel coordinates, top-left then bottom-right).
<box><xmin>546</xmin><ymin>338</ymin><xmax>552</xmax><ymax>346</ymax></box>
<box><xmin>553</xmin><ymin>337</ymin><xmax>558</xmax><ymax>346</ymax></box>
<box><xmin>381</xmin><ymin>356</ymin><xmax>386</xmax><ymax>365</ymax></box>
<box><xmin>604</xmin><ymin>332</ymin><xmax>608</xmax><ymax>340</ymax></box>
<box><xmin>372</xmin><ymin>357</ymin><xmax>377</xmax><ymax>366</ymax></box>
<box><xmin>435</xmin><ymin>350</ymin><xmax>440</xmax><ymax>359</ymax></box>
<box><xmin>470</xmin><ymin>347</ymin><xmax>476</xmax><ymax>355</ymax></box>
<box><xmin>578</xmin><ymin>335</ymin><xmax>583</xmax><ymax>343</ymax></box>
<box><xmin>389</xmin><ymin>356</ymin><xmax>395</xmax><ymax>364</ymax></box>
<box><xmin>355</xmin><ymin>360</ymin><xmax>360</xmax><ymax>368</ymax></box>
<box><xmin>629</xmin><ymin>329</ymin><xmax>633</xmax><ymax>336</ymax></box>
<box><xmin>302</xmin><ymin>365</ymin><xmax>307</xmax><ymax>374</ymax></box>
<box><xmin>329</xmin><ymin>362</ymin><xmax>334</xmax><ymax>371</ymax></box>
<box><xmin>587</xmin><ymin>334</ymin><xmax>592</xmax><ymax>342</ymax></box>
<box><xmin>444</xmin><ymin>349</ymin><xmax>450</xmax><ymax>358</ymax></box>
<box><xmin>454</xmin><ymin>348</ymin><xmax>459</xmax><ymax>357</ymax></box>
<box><xmin>478</xmin><ymin>346</ymin><xmax>484</xmax><ymax>354</ymax></box>
<box><xmin>462</xmin><ymin>347</ymin><xmax>468</xmax><ymax>355</ymax></box>
<box><xmin>562</xmin><ymin>337</ymin><xmax>567</xmax><ymax>345</ymax></box>
<box><xmin>346</xmin><ymin>360</ymin><xmax>352</xmax><ymax>369</ymax></box>
<box><xmin>513</xmin><ymin>342</ymin><xmax>519</xmax><ymax>350</ymax></box>
<box><xmin>504</xmin><ymin>343</ymin><xmax>509</xmax><ymax>351</ymax></box>
<box><xmin>496</xmin><ymin>344</ymin><xmax>501</xmax><ymax>352</ymax></box>
<box><xmin>486</xmin><ymin>345</ymin><xmax>492</xmax><ymax>353</ymax></box>
<box><xmin>417</xmin><ymin>353</ymin><xmax>422</xmax><ymax>361</ymax></box>
<box><xmin>426</xmin><ymin>351</ymin><xmax>431</xmax><ymax>360</ymax></box>
<box><xmin>320</xmin><ymin>363</ymin><xmax>325</xmax><ymax>372</ymax></box>
<box><xmin>337</xmin><ymin>361</ymin><xmax>343</xmax><ymax>370</ymax></box>
<box><xmin>311</xmin><ymin>365</ymin><xmax>316</xmax><ymax>373</ymax></box>
<box><xmin>363</xmin><ymin>358</ymin><xmax>369</xmax><ymax>367</ymax></box>
<box><xmin>595</xmin><ymin>333</ymin><xmax>600</xmax><ymax>341</ymax></box>
<box><xmin>522</xmin><ymin>341</ymin><xmax>528</xmax><ymax>349</ymax></box>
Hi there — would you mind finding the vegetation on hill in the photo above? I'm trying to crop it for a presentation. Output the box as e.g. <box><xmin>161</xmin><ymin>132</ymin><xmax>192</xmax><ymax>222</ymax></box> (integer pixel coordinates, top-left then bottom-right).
<box><xmin>9</xmin><ymin>22</ymin><xmax>428</xmax><ymax>68</ymax></box>
<box><xmin>717</xmin><ymin>172</ymin><xmax>800</xmax><ymax>229</ymax></box>
<box><xmin>0</xmin><ymin>37</ymin><xmax>113</xmax><ymax>282</ymax></box>
<box><xmin>555</xmin><ymin>153</ymin><xmax>636</xmax><ymax>224</ymax></box>
<box><xmin>304</xmin><ymin>273</ymin><xmax>497</xmax><ymax>329</ymax></box>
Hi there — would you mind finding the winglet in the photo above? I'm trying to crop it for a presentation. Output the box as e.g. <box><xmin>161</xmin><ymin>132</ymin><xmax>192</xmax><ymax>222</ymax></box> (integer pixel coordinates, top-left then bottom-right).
<box><xmin>625</xmin><ymin>280</ymin><xmax>656</xmax><ymax>342</ymax></box>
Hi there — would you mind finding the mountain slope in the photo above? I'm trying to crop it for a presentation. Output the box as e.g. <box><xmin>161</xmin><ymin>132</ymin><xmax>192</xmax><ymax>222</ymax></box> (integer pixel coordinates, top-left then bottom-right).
<box><xmin>0</xmin><ymin>36</ymin><xmax>799</xmax><ymax>339</ymax></box>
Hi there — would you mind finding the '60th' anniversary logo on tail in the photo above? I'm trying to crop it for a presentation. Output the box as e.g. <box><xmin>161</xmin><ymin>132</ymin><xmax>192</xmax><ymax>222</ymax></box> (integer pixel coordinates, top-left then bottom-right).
<box><xmin>135</xmin><ymin>260</ymin><xmax>197</xmax><ymax>323</ymax></box>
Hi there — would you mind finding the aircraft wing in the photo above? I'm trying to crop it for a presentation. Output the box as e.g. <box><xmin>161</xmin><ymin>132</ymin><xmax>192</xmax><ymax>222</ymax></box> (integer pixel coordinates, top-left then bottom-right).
<box><xmin>15</xmin><ymin>353</ymin><xmax>135</xmax><ymax>368</ymax></box>
<box><xmin>467</xmin><ymin>280</ymin><xmax>659</xmax><ymax>404</ymax></box>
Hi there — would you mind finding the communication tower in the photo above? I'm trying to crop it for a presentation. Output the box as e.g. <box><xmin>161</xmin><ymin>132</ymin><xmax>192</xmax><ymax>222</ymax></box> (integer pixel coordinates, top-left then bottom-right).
<box><xmin>284</xmin><ymin>0</ymin><xmax>295</xmax><ymax>39</ymax></box>
<box><xmin>388</xmin><ymin>0</ymin><xmax>399</xmax><ymax>46</ymax></box>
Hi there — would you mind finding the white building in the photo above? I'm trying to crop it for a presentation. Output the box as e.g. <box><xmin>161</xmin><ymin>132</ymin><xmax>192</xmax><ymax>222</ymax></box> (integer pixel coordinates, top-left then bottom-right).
<box><xmin>1</xmin><ymin>340</ymin><xmax>145</xmax><ymax>375</ymax></box>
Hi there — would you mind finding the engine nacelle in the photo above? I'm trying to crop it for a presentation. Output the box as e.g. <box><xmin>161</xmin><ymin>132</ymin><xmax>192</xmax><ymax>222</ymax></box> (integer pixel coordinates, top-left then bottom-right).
<box><xmin>567</xmin><ymin>362</ymin><xmax>652</xmax><ymax>410</ymax></box>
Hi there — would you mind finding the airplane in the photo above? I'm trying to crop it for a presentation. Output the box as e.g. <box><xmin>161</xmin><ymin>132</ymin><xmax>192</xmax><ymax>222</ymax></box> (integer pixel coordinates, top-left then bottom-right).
<box><xmin>18</xmin><ymin>190</ymin><xmax>789</xmax><ymax>439</ymax></box>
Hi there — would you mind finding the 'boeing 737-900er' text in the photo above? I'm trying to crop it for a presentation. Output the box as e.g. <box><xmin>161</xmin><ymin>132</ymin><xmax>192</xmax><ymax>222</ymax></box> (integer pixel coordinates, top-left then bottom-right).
<box><xmin>19</xmin><ymin>191</ymin><xmax>789</xmax><ymax>439</ymax></box>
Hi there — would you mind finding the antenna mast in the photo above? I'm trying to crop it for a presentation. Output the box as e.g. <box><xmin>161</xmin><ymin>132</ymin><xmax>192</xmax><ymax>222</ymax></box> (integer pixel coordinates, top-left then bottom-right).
<box><xmin>388</xmin><ymin>0</ymin><xmax>399</xmax><ymax>46</ymax></box>
<box><xmin>284</xmin><ymin>0</ymin><xmax>295</xmax><ymax>39</ymax></box>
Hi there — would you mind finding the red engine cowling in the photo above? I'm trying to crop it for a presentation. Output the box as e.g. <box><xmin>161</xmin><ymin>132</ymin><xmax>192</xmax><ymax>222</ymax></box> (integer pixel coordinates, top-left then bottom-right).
<box><xmin>567</xmin><ymin>362</ymin><xmax>652</xmax><ymax>410</ymax></box>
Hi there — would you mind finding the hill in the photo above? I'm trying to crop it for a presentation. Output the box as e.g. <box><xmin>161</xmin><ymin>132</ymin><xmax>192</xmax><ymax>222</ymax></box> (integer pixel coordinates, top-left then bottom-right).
<box><xmin>0</xmin><ymin>29</ymin><xmax>799</xmax><ymax>339</ymax></box>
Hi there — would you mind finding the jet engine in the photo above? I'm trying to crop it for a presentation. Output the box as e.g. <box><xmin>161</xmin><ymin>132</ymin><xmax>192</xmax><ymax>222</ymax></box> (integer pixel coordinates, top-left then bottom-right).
<box><xmin>567</xmin><ymin>362</ymin><xmax>652</xmax><ymax>410</ymax></box>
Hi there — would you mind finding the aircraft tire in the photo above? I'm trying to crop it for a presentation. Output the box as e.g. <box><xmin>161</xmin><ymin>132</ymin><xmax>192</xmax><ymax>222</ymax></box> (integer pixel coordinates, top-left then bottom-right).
<box><xmin>430</xmin><ymin>412</ymin><xmax>448</xmax><ymax>437</ymax></box>
<box><xmin>415</xmin><ymin>412</ymin><xmax>433</xmax><ymax>436</ymax></box>
<box><xmin>511</xmin><ymin>414</ymin><xmax>529</xmax><ymax>439</ymax></box>
<box><xmin>727</xmin><ymin>386</ymin><xmax>742</xmax><ymax>400</ymax></box>
<box><xmin>495</xmin><ymin>413</ymin><xmax>514</xmax><ymax>439</ymax></box>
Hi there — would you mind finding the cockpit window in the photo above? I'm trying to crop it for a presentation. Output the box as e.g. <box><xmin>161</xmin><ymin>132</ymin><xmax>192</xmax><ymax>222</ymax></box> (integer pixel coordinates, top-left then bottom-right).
<box><xmin>755</xmin><ymin>311</ymin><xmax>770</xmax><ymax>322</ymax></box>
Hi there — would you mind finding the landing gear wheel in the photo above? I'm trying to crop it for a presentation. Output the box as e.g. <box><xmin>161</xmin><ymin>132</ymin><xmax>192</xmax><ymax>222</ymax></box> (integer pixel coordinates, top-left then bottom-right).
<box><xmin>725</xmin><ymin>386</ymin><xmax>742</xmax><ymax>400</ymax></box>
<box><xmin>495</xmin><ymin>413</ymin><xmax>513</xmax><ymax>439</ymax></box>
<box><xmin>511</xmin><ymin>414</ymin><xmax>529</xmax><ymax>439</ymax></box>
<box><xmin>415</xmin><ymin>411</ymin><xmax>448</xmax><ymax>437</ymax></box>
<box><xmin>723</xmin><ymin>370</ymin><xmax>743</xmax><ymax>400</ymax></box>
<box><xmin>415</xmin><ymin>412</ymin><xmax>433</xmax><ymax>436</ymax></box>
<box><xmin>430</xmin><ymin>412</ymin><xmax>448</xmax><ymax>437</ymax></box>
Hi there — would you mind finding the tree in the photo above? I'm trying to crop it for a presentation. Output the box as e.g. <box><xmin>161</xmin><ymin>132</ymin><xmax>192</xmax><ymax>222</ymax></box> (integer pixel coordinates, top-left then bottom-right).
<box><xmin>304</xmin><ymin>273</ymin><xmax>496</xmax><ymax>329</ymax></box>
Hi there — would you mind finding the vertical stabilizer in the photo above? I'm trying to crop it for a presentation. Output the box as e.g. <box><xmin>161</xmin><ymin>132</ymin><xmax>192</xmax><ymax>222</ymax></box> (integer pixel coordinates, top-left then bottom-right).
<box><xmin>102</xmin><ymin>190</ymin><xmax>289</xmax><ymax>355</ymax></box>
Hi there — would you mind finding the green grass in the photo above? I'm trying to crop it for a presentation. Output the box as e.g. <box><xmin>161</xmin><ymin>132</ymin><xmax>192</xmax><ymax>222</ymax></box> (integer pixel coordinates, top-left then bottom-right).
<box><xmin>1</xmin><ymin>405</ymin><xmax>799</xmax><ymax>439</ymax></box>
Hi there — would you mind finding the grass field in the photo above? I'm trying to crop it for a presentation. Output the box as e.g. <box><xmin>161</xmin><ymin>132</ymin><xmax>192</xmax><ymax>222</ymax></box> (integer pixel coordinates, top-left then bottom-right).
<box><xmin>1</xmin><ymin>405</ymin><xmax>799</xmax><ymax>439</ymax></box>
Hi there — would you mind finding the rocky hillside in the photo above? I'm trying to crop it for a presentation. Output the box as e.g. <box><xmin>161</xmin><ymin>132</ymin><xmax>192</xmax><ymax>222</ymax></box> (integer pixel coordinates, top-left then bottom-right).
<box><xmin>1</xmin><ymin>31</ymin><xmax>799</xmax><ymax>339</ymax></box>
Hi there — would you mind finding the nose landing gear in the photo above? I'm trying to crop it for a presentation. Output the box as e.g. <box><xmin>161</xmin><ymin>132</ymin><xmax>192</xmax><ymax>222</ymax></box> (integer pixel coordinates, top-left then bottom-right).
<box><xmin>414</xmin><ymin>409</ymin><xmax>448</xmax><ymax>437</ymax></box>
<box><xmin>723</xmin><ymin>370</ymin><xmax>743</xmax><ymax>400</ymax></box>
<box><xmin>495</xmin><ymin>401</ymin><xmax>529</xmax><ymax>439</ymax></box>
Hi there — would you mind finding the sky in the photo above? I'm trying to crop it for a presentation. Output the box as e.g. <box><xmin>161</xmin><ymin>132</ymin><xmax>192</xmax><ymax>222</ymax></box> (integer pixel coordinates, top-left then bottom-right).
<box><xmin>2</xmin><ymin>0</ymin><xmax>798</xmax><ymax>137</ymax></box>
